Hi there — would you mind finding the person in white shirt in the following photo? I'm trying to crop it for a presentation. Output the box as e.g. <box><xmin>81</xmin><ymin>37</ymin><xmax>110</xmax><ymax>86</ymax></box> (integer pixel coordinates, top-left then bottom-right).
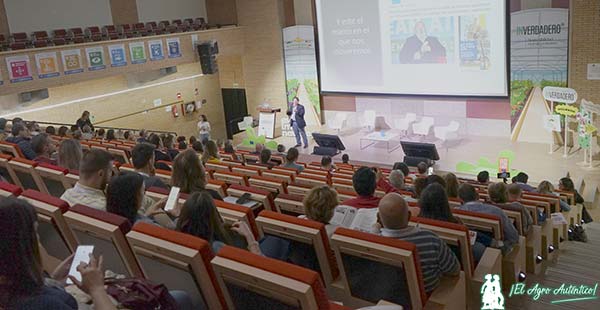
<box><xmin>197</xmin><ymin>114</ymin><xmax>211</xmax><ymax>143</ymax></box>
<box><xmin>61</xmin><ymin>149</ymin><xmax>113</xmax><ymax>210</ymax></box>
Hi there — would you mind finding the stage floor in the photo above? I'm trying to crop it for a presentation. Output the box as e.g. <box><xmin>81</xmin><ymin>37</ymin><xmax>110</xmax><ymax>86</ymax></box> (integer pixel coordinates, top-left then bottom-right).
<box><xmin>234</xmin><ymin>128</ymin><xmax>600</xmax><ymax>202</ymax></box>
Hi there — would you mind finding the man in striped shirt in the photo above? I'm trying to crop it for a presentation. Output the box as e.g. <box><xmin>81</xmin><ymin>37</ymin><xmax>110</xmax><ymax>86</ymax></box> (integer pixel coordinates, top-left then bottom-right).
<box><xmin>378</xmin><ymin>193</ymin><xmax>460</xmax><ymax>294</ymax></box>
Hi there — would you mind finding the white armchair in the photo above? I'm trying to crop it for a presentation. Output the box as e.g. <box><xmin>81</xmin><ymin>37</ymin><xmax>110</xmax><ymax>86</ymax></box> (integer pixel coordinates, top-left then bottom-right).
<box><xmin>394</xmin><ymin>113</ymin><xmax>417</xmax><ymax>136</ymax></box>
<box><xmin>434</xmin><ymin>121</ymin><xmax>460</xmax><ymax>142</ymax></box>
<box><xmin>412</xmin><ymin>117</ymin><xmax>434</xmax><ymax>136</ymax></box>
<box><xmin>362</xmin><ymin>110</ymin><xmax>377</xmax><ymax>131</ymax></box>
<box><xmin>237</xmin><ymin>116</ymin><xmax>254</xmax><ymax>131</ymax></box>
<box><xmin>328</xmin><ymin>112</ymin><xmax>348</xmax><ymax>133</ymax></box>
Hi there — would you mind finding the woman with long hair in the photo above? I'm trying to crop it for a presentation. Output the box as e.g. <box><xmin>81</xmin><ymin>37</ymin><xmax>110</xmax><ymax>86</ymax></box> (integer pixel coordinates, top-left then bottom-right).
<box><xmin>177</xmin><ymin>191</ymin><xmax>261</xmax><ymax>254</ymax></box>
<box><xmin>197</xmin><ymin>114</ymin><xmax>211</xmax><ymax>142</ymax></box>
<box><xmin>200</xmin><ymin>140</ymin><xmax>220</xmax><ymax>164</ymax></box>
<box><xmin>282</xmin><ymin>147</ymin><xmax>304</xmax><ymax>172</ymax></box>
<box><xmin>58</xmin><ymin>139</ymin><xmax>83</xmax><ymax>171</ymax></box>
<box><xmin>0</xmin><ymin>197</ymin><xmax>114</xmax><ymax>309</ymax></box>
<box><xmin>76</xmin><ymin>110</ymin><xmax>94</xmax><ymax>131</ymax></box>
<box><xmin>105</xmin><ymin>129</ymin><xmax>116</xmax><ymax>141</ymax></box>
<box><xmin>106</xmin><ymin>173</ymin><xmax>174</xmax><ymax>228</ymax></box>
<box><xmin>419</xmin><ymin>183</ymin><xmax>460</xmax><ymax>224</ymax></box>
<box><xmin>538</xmin><ymin>180</ymin><xmax>570</xmax><ymax>212</ymax></box>
<box><xmin>444</xmin><ymin>172</ymin><xmax>460</xmax><ymax>198</ymax></box>
<box><xmin>559</xmin><ymin>177</ymin><xmax>593</xmax><ymax>223</ymax></box>
<box><xmin>172</xmin><ymin>149</ymin><xmax>222</xmax><ymax>200</ymax></box>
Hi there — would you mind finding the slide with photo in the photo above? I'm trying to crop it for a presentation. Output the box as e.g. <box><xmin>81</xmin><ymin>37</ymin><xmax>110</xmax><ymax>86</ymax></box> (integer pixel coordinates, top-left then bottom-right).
<box><xmin>315</xmin><ymin>0</ymin><xmax>508</xmax><ymax>97</ymax></box>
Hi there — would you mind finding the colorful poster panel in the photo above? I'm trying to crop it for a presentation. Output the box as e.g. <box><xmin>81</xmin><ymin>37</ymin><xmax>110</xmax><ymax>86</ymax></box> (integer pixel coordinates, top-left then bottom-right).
<box><xmin>108</xmin><ymin>44</ymin><xmax>127</xmax><ymax>67</ymax></box>
<box><xmin>166</xmin><ymin>38</ymin><xmax>182</xmax><ymax>58</ymax></box>
<box><xmin>5</xmin><ymin>55</ymin><xmax>33</xmax><ymax>83</ymax></box>
<box><xmin>35</xmin><ymin>52</ymin><xmax>60</xmax><ymax>79</ymax></box>
<box><xmin>148</xmin><ymin>40</ymin><xmax>165</xmax><ymax>61</ymax></box>
<box><xmin>129</xmin><ymin>42</ymin><xmax>147</xmax><ymax>64</ymax></box>
<box><xmin>86</xmin><ymin>47</ymin><xmax>106</xmax><ymax>71</ymax></box>
<box><xmin>61</xmin><ymin>49</ymin><xmax>84</xmax><ymax>75</ymax></box>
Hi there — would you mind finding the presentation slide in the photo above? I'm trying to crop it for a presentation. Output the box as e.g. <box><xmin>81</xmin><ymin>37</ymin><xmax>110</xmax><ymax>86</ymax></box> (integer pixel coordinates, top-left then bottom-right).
<box><xmin>315</xmin><ymin>0</ymin><xmax>508</xmax><ymax>97</ymax></box>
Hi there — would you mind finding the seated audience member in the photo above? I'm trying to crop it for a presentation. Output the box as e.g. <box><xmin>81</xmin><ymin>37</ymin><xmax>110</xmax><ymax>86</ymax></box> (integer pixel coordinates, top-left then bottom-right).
<box><xmin>45</xmin><ymin>126</ymin><xmax>56</xmax><ymax>135</ymax></box>
<box><xmin>387</xmin><ymin>170</ymin><xmax>415</xmax><ymax>195</ymax></box>
<box><xmin>123</xmin><ymin>130</ymin><xmax>132</xmax><ymax>141</ymax></box>
<box><xmin>282</xmin><ymin>147</ymin><xmax>304</xmax><ymax>172</ymax></box>
<box><xmin>320</xmin><ymin>156</ymin><xmax>336</xmax><ymax>171</ymax></box>
<box><xmin>105</xmin><ymin>129</ymin><xmax>116</xmax><ymax>141</ymax></box>
<box><xmin>69</xmin><ymin>125</ymin><xmax>79</xmax><ymax>135</ymax></box>
<box><xmin>61</xmin><ymin>149</ymin><xmax>113</xmax><ymax>210</ymax></box>
<box><xmin>177</xmin><ymin>191</ymin><xmax>261</xmax><ymax>254</ymax></box>
<box><xmin>507</xmin><ymin>183</ymin><xmax>545</xmax><ymax>223</ymax></box>
<box><xmin>0</xmin><ymin>197</ymin><xmax>115</xmax><ymax>310</ymax></box>
<box><xmin>477</xmin><ymin>171</ymin><xmax>490</xmax><ymax>184</ymax></box>
<box><xmin>172</xmin><ymin>149</ymin><xmax>222</xmax><ymax>200</ymax></box>
<box><xmin>191</xmin><ymin>141</ymin><xmax>203</xmax><ymax>156</ymax></box>
<box><xmin>378</xmin><ymin>193</ymin><xmax>460</xmax><ymax>294</ymax></box>
<box><xmin>131</xmin><ymin>143</ymin><xmax>169</xmax><ymax>189</ymax></box>
<box><xmin>6</xmin><ymin>122</ymin><xmax>37</xmax><ymax>159</ymax></box>
<box><xmin>58</xmin><ymin>139</ymin><xmax>83</xmax><ymax>171</ymax></box>
<box><xmin>302</xmin><ymin>186</ymin><xmax>339</xmax><ymax>237</ymax></box>
<box><xmin>342</xmin><ymin>153</ymin><xmax>350</xmax><ymax>164</ymax></box>
<box><xmin>0</xmin><ymin>118</ymin><xmax>7</xmax><ymax>141</ymax></box>
<box><xmin>76</xmin><ymin>110</ymin><xmax>94</xmax><ymax>131</ymax></box>
<box><xmin>148</xmin><ymin>134</ymin><xmax>172</xmax><ymax>163</ymax></box>
<box><xmin>176</xmin><ymin>135</ymin><xmax>186</xmax><ymax>145</ymax></box>
<box><xmin>251</xmin><ymin>143</ymin><xmax>264</xmax><ymax>155</ymax></box>
<box><xmin>342</xmin><ymin>167</ymin><xmax>381</xmax><ymax>209</ymax></box>
<box><xmin>489</xmin><ymin>182</ymin><xmax>533</xmax><ymax>234</ymax></box>
<box><xmin>223</xmin><ymin>140</ymin><xmax>239</xmax><ymax>161</ymax></box>
<box><xmin>276</xmin><ymin>144</ymin><xmax>286</xmax><ymax>155</ymax></box>
<box><xmin>513</xmin><ymin>172</ymin><xmax>535</xmax><ymax>192</ymax></box>
<box><xmin>201</xmin><ymin>140</ymin><xmax>221</xmax><ymax>164</ymax></box>
<box><xmin>137</xmin><ymin>129</ymin><xmax>148</xmax><ymax>143</ymax></box>
<box><xmin>31</xmin><ymin>133</ymin><xmax>57</xmax><ymax>165</ymax></box>
<box><xmin>96</xmin><ymin>128</ymin><xmax>105</xmax><ymax>140</ymax></box>
<box><xmin>412</xmin><ymin>175</ymin><xmax>445</xmax><ymax>199</ymax></box>
<box><xmin>58</xmin><ymin>126</ymin><xmax>69</xmax><ymax>137</ymax></box>
<box><xmin>27</xmin><ymin>121</ymin><xmax>41</xmax><ymax>136</ymax></box>
<box><xmin>188</xmin><ymin>136</ymin><xmax>197</xmax><ymax>146</ymax></box>
<box><xmin>178</xmin><ymin>141</ymin><xmax>188</xmax><ymax>150</ymax></box>
<box><xmin>559</xmin><ymin>177</ymin><xmax>593</xmax><ymax>223</ymax></box>
<box><xmin>106</xmin><ymin>173</ymin><xmax>174</xmax><ymax>228</ymax></box>
<box><xmin>419</xmin><ymin>183</ymin><xmax>486</xmax><ymax>261</ymax></box>
<box><xmin>417</xmin><ymin>161</ymin><xmax>428</xmax><ymax>177</ymax></box>
<box><xmin>444</xmin><ymin>172</ymin><xmax>460</xmax><ymax>198</ymax></box>
<box><xmin>457</xmin><ymin>184</ymin><xmax>519</xmax><ymax>253</ymax></box>
<box><xmin>163</xmin><ymin>135</ymin><xmax>179</xmax><ymax>159</ymax></box>
<box><xmin>259</xmin><ymin>148</ymin><xmax>275</xmax><ymax>168</ymax></box>
<box><xmin>81</xmin><ymin>125</ymin><xmax>93</xmax><ymax>140</ymax></box>
<box><xmin>393</xmin><ymin>162</ymin><xmax>414</xmax><ymax>180</ymax></box>
<box><xmin>537</xmin><ymin>181</ymin><xmax>571</xmax><ymax>212</ymax></box>
<box><xmin>72</xmin><ymin>130</ymin><xmax>83</xmax><ymax>140</ymax></box>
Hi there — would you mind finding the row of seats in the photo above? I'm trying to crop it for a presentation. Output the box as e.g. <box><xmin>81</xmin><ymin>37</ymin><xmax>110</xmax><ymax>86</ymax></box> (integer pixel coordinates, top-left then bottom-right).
<box><xmin>0</xmin><ymin>17</ymin><xmax>208</xmax><ymax>51</ymax></box>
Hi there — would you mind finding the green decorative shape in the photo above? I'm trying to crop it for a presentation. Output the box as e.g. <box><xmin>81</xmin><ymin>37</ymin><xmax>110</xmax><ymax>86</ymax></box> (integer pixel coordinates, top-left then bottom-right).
<box><xmin>265</xmin><ymin>141</ymin><xmax>278</xmax><ymax>150</ymax></box>
<box><xmin>456</xmin><ymin>151</ymin><xmax>521</xmax><ymax>178</ymax></box>
<box><xmin>477</xmin><ymin>157</ymin><xmax>495</xmax><ymax>169</ymax></box>
<box><xmin>456</xmin><ymin>161</ymin><xmax>478</xmax><ymax>174</ymax></box>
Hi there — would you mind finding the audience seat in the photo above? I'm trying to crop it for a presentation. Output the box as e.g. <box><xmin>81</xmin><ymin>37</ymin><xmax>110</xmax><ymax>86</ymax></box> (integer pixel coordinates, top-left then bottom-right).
<box><xmin>11</xmin><ymin>32</ymin><xmax>29</xmax><ymax>43</ymax></box>
<box><xmin>52</xmin><ymin>29</ymin><xmax>67</xmax><ymax>39</ymax></box>
<box><xmin>232</xmin><ymin>165</ymin><xmax>263</xmax><ymax>177</ymax></box>
<box><xmin>256</xmin><ymin>211</ymin><xmax>340</xmax><ymax>290</ymax></box>
<box><xmin>331</xmin><ymin>227</ymin><xmax>465</xmax><ymax>309</ymax></box>
<box><xmin>52</xmin><ymin>38</ymin><xmax>67</xmax><ymax>46</ymax></box>
<box><xmin>0</xmin><ymin>154</ymin><xmax>15</xmax><ymax>184</ymax></box>
<box><xmin>32</xmin><ymin>31</ymin><xmax>49</xmax><ymax>41</ymax></box>
<box><xmin>34</xmin><ymin>162</ymin><xmax>69</xmax><ymax>197</ymax></box>
<box><xmin>205</xmin><ymin>161</ymin><xmax>232</xmax><ymax>173</ymax></box>
<box><xmin>214</xmin><ymin>199</ymin><xmax>259</xmax><ymax>239</ymax></box>
<box><xmin>295</xmin><ymin>173</ymin><xmax>330</xmax><ymax>187</ymax></box>
<box><xmin>0</xmin><ymin>180</ymin><xmax>22</xmax><ymax>197</ymax></box>
<box><xmin>107</xmin><ymin>147</ymin><xmax>130</xmax><ymax>165</ymax></box>
<box><xmin>272</xmin><ymin>166</ymin><xmax>301</xmax><ymax>175</ymax></box>
<box><xmin>211</xmin><ymin>245</ymin><xmax>348</xmax><ymax>309</ymax></box>
<box><xmin>274</xmin><ymin>193</ymin><xmax>305</xmax><ymax>215</ymax></box>
<box><xmin>248</xmin><ymin>175</ymin><xmax>286</xmax><ymax>194</ymax></box>
<box><xmin>262</xmin><ymin>169</ymin><xmax>295</xmax><ymax>184</ymax></box>
<box><xmin>7</xmin><ymin>158</ymin><xmax>43</xmax><ymax>191</ymax></box>
<box><xmin>287</xmin><ymin>182</ymin><xmax>313</xmax><ymax>196</ymax></box>
<box><xmin>207</xmin><ymin>179</ymin><xmax>228</xmax><ymax>198</ymax></box>
<box><xmin>20</xmin><ymin>190</ymin><xmax>76</xmax><ymax>264</ymax></box>
<box><xmin>226</xmin><ymin>184</ymin><xmax>276</xmax><ymax>213</ymax></box>
<box><xmin>154</xmin><ymin>169</ymin><xmax>173</xmax><ymax>185</ymax></box>
<box><xmin>212</xmin><ymin>170</ymin><xmax>249</xmax><ymax>186</ymax></box>
<box><xmin>63</xmin><ymin>204</ymin><xmax>142</xmax><ymax>277</ymax></box>
<box><xmin>9</xmin><ymin>42</ymin><xmax>27</xmax><ymax>50</ymax></box>
<box><xmin>0</xmin><ymin>141</ymin><xmax>25</xmax><ymax>158</ymax></box>
<box><xmin>62</xmin><ymin>170</ymin><xmax>79</xmax><ymax>189</ymax></box>
<box><xmin>126</xmin><ymin>222</ymin><xmax>226</xmax><ymax>309</ymax></box>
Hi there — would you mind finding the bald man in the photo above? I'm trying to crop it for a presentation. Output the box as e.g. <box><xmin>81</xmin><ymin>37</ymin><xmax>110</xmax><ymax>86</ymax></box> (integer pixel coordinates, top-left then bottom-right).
<box><xmin>378</xmin><ymin>193</ymin><xmax>460</xmax><ymax>294</ymax></box>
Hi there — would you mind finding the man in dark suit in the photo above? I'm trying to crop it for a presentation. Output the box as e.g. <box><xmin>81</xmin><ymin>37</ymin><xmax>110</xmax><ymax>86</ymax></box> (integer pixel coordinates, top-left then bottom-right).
<box><xmin>287</xmin><ymin>96</ymin><xmax>308</xmax><ymax>148</ymax></box>
<box><xmin>398</xmin><ymin>21</ymin><xmax>447</xmax><ymax>64</ymax></box>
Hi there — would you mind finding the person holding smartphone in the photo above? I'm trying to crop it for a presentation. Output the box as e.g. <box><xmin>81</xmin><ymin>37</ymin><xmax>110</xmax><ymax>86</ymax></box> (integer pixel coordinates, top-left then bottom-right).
<box><xmin>0</xmin><ymin>197</ymin><xmax>115</xmax><ymax>310</ymax></box>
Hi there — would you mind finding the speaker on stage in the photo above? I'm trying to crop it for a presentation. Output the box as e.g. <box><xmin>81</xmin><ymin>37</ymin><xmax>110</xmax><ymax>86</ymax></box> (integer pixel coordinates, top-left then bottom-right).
<box><xmin>400</xmin><ymin>141</ymin><xmax>440</xmax><ymax>167</ymax></box>
<box><xmin>312</xmin><ymin>133</ymin><xmax>345</xmax><ymax>156</ymax></box>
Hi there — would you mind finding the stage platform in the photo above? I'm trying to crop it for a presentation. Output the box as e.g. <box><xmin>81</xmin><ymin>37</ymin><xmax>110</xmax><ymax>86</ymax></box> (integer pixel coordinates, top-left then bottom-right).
<box><xmin>235</xmin><ymin>127</ymin><xmax>599</xmax><ymax>203</ymax></box>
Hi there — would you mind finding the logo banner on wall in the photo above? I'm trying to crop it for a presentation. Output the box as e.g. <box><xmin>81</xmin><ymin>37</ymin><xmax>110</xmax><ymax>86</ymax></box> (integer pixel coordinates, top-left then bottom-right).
<box><xmin>166</xmin><ymin>38</ymin><xmax>182</xmax><ymax>58</ymax></box>
<box><xmin>86</xmin><ymin>47</ymin><xmax>106</xmax><ymax>71</ymax></box>
<box><xmin>108</xmin><ymin>44</ymin><xmax>127</xmax><ymax>67</ymax></box>
<box><xmin>282</xmin><ymin>25</ymin><xmax>322</xmax><ymax>127</ymax></box>
<box><xmin>5</xmin><ymin>55</ymin><xmax>33</xmax><ymax>83</ymax></box>
<box><xmin>148</xmin><ymin>40</ymin><xmax>165</xmax><ymax>61</ymax></box>
<box><xmin>35</xmin><ymin>52</ymin><xmax>60</xmax><ymax>79</ymax></box>
<box><xmin>61</xmin><ymin>49</ymin><xmax>84</xmax><ymax>75</ymax></box>
<box><xmin>129</xmin><ymin>42</ymin><xmax>147</xmax><ymax>64</ymax></box>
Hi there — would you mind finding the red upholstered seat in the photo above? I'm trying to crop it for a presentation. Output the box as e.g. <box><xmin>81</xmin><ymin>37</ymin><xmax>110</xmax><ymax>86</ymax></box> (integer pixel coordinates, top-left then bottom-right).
<box><xmin>228</xmin><ymin>183</ymin><xmax>274</xmax><ymax>206</ymax></box>
<box><xmin>214</xmin><ymin>199</ymin><xmax>259</xmax><ymax>238</ymax></box>
<box><xmin>0</xmin><ymin>141</ymin><xmax>25</xmax><ymax>158</ymax></box>
<box><xmin>70</xmin><ymin>204</ymin><xmax>131</xmax><ymax>233</ymax></box>
<box><xmin>217</xmin><ymin>245</ymin><xmax>331</xmax><ymax>309</ymax></box>
<box><xmin>453</xmin><ymin>208</ymin><xmax>504</xmax><ymax>239</ymax></box>
<box><xmin>0</xmin><ymin>181</ymin><xmax>22</xmax><ymax>197</ymax></box>
<box><xmin>37</xmin><ymin>162</ymin><xmax>68</xmax><ymax>174</ymax></box>
<box><xmin>21</xmin><ymin>189</ymin><xmax>69</xmax><ymax>213</ymax></box>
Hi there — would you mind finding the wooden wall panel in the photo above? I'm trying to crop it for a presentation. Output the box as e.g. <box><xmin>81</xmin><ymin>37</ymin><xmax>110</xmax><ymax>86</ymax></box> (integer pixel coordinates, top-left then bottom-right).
<box><xmin>206</xmin><ymin>0</ymin><xmax>238</xmax><ymax>25</ymax></box>
<box><xmin>569</xmin><ymin>0</ymin><xmax>600</xmax><ymax>104</ymax></box>
<box><xmin>110</xmin><ymin>0</ymin><xmax>139</xmax><ymax>25</ymax></box>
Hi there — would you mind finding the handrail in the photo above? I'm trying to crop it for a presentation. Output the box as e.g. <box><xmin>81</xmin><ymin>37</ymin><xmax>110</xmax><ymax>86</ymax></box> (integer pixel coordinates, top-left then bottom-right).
<box><xmin>94</xmin><ymin>100</ymin><xmax>185</xmax><ymax>126</ymax></box>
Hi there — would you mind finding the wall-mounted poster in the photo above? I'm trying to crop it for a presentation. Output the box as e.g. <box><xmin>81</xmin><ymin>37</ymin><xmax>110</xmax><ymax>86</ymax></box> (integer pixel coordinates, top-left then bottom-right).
<box><xmin>148</xmin><ymin>40</ymin><xmax>165</xmax><ymax>61</ymax></box>
<box><xmin>108</xmin><ymin>44</ymin><xmax>127</xmax><ymax>67</ymax></box>
<box><xmin>35</xmin><ymin>52</ymin><xmax>60</xmax><ymax>79</ymax></box>
<box><xmin>86</xmin><ymin>47</ymin><xmax>106</xmax><ymax>71</ymax></box>
<box><xmin>129</xmin><ymin>42</ymin><xmax>147</xmax><ymax>64</ymax></box>
<box><xmin>166</xmin><ymin>38</ymin><xmax>182</xmax><ymax>58</ymax></box>
<box><xmin>61</xmin><ymin>49</ymin><xmax>84</xmax><ymax>75</ymax></box>
<box><xmin>5</xmin><ymin>55</ymin><xmax>33</xmax><ymax>83</ymax></box>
